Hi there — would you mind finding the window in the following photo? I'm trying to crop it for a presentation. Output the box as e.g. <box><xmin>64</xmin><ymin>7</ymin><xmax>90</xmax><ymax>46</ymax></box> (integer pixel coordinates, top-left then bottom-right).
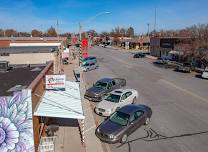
<box><xmin>112</xmin><ymin>80</ymin><xmax>116</xmax><ymax>86</ymax></box>
<box><xmin>121</xmin><ymin>93</ymin><xmax>128</xmax><ymax>101</ymax></box>
<box><xmin>105</xmin><ymin>94</ymin><xmax>121</xmax><ymax>103</ymax></box>
<box><xmin>126</xmin><ymin>92</ymin><xmax>132</xmax><ymax>98</ymax></box>
<box><xmin>109</xmin><ymin>111</ymin><xmax>130</xmax><ymax>126</ymax></box>
<box><xmin>130</xmin><ymin>111</ymin><xmax>144</xmax><ymax>122</ymax></box>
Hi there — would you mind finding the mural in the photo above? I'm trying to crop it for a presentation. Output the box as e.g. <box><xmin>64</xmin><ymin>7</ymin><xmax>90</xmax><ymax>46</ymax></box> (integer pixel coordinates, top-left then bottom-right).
<box><xmin>0</xmin><ymin>90</ymin><xmax>34</xmax><ymax>152</ymax></box>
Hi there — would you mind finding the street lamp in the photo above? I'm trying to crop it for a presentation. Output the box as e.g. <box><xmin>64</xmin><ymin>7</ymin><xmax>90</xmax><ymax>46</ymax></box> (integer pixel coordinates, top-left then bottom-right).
<box><xmin>78</xmin><ymin>11</ymin><xmax>111</xmax><ymax>65</ymax></box>
<box><xmin>79</xmin><ymin>11</ymin><xmax>111</xmax><ymax>40</ymax></box>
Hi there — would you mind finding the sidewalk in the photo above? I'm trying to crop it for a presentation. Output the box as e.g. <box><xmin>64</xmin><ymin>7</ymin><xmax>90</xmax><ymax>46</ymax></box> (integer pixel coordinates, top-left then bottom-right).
<box><xmin>56</xmin><ymin>58</ymin><xmax>104</xmax><ymax>152</ymax></box>
<box><xmin>54</xmin><ymin>61</ymin><xmax>85</xmax><ymax>152</ymax></box>
<box><xmin>79</xmin><ymin>59</ymin><xmax>105</xmax><ymax>152</ymax></box>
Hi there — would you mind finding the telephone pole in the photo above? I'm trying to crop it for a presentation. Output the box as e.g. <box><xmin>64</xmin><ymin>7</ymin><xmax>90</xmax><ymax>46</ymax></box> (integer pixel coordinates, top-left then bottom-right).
<box><xmin>154</xmin><ymin>7</ymin><xmax>157</xmax><ymax>33</ymax></box>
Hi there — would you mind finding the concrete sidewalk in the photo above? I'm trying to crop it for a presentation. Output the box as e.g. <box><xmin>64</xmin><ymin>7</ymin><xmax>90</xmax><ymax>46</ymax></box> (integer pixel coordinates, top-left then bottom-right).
<box><xmin>58</xmin><ymin>58</ymin><xmax>104</xmax><ymax>152</ymax></box>
<box><xmin>54</xmin><ymin>61</ymin><xmax>85</xmax><ymax>152</ymax></box>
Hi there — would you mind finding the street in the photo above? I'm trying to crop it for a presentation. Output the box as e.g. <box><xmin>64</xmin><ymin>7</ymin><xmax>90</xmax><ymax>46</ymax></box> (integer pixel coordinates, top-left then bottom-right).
<box><xmin>84</xmin><ymin>46</ymin><xmax>208</xmax><ymax>152</ymax></box>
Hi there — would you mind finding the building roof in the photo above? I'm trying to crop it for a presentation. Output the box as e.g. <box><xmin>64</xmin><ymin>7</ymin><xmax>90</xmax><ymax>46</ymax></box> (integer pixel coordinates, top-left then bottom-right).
<box><xmin>0</xmin><ymin>46</ymin><xmax>59</xmax><ymax>54</ymax></box>
<box><xmin>34</xmin><ymin>81</ymin><xmax>85</xmax><ymax>120</ymax></box>
<box><xmin>0</xmin><ymin>64</ymin><xmax>46</xmax><ymax>96</ymax></box>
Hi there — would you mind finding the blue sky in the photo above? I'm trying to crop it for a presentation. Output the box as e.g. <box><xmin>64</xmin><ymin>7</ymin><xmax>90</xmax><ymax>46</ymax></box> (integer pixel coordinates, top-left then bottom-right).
<box><xmin>0</xmin><ymin>0</ymin><xmax>208</xmax><ymax>34</ymax></box>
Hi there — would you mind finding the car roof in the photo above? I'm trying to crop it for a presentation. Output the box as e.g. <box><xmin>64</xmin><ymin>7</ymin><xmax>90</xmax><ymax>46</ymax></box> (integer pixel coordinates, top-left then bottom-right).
<box><xmin>118</xmin><ymin>104</ymin><xmax>151</xmax><ymax>114</ymax></box>
<box><xmin>111</xmin><ymin>88</ymin><xmax>134</xmax><ymax>95</ymax></box>
<box><xmin>98</xmin><ymin>78</ymin><xmax>113</xmax><ymax>83</ymax></box>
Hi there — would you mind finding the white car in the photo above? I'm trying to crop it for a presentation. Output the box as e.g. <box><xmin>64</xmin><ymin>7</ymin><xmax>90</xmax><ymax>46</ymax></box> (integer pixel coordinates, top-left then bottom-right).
<box><xmin>95</xmin><ymin>89</ymin><xmax>138</xmax><ymax>117</ymax></box>
<box><xmin>81</xmin><ymin>62</ymin><xmax>99</xmax><ymax>72</ymax></box>
<box><xmin>202</xmin><ymin>67</ymin><xmax>208</xmax><ymax>79</ymax></box>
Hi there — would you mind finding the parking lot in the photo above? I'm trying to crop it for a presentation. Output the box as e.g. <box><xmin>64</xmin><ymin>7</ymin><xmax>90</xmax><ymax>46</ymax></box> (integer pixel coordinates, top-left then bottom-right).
<box><xmin>83</xmin><ymin>46</ymin><xmax>208</xmax><ymax>152</ymax></box>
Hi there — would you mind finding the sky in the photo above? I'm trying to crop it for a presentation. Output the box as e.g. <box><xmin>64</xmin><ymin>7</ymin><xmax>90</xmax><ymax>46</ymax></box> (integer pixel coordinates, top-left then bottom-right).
<box><xmin>0</xmin><ymin>0</ymin><xmax>208</xmax><ymax>34</ymax></box>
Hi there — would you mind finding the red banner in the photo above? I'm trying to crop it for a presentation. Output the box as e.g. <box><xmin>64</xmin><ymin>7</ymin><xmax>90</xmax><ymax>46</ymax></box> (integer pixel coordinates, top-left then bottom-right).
<box><xmin>82</xmin><ymin>38</ymin><xmax>89</xmax><ymax>58</ymax></box>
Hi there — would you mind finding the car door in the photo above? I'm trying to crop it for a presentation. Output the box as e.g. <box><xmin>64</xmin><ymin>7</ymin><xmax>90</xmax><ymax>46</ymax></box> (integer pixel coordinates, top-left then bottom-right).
<box><xmin>120</xmin><ymin>93</ymin><xmax>128</xmax><ymax>107</ymax></box>
<box><xmin>128</xmin><ymin>111</ymin><xmax>145</xmax><ymax>134</ymax></box>
<box><xmin>125</xmin><ymin>91</ymin><xmax>133</xmax><ymax>104</ymax></box>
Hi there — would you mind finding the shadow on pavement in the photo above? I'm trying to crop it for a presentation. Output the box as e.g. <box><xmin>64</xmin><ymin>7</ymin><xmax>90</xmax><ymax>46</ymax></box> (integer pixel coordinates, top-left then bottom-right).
<box><xmin>116</xmin><ymin>127</ymin><xmax>208</xmax><ymax>152</ymax></box>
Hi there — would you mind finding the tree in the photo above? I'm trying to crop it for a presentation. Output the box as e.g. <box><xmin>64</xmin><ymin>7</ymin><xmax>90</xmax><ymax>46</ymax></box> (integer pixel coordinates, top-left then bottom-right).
<box><xmin>46</xmin><ymin>26</ymin><xmax>57</xmax><ymax>37</ymax></box>
<box><xmin>5</xmin><ymin>29</ymin><xmax>17</xmax><ymax>37</ymax></box>
<box><xmin>17</xmin><ymin>32</ymin><xmax>31</xmax><ymax>37</ymax></box>
<box><xmin>126</xmin><ymin>27</ymin><xmax>134</xmax><ymax>37</ymax></box>
<box><xmin>120</xmin><ymin>28</ymin><xmax>126</xmax><ymax>37</ymax></box>
<box><xmin>0</xmin><ymin>29</ymin><xmax>4</xmax><ymax>37</ymax></box>
<box><xmin>31</xmin><ymin>29</ymin><xmax>42</xmax><ymax>37</ymax></box>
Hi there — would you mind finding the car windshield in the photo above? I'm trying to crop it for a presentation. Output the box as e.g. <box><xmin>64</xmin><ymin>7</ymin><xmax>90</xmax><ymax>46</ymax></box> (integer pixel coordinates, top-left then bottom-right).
<box><xmin>105</xmin><ymin>94</ymin><xmax>121</xmax><ymax>103</ymax></box>
<box><xmin>82</xmin><ymin>62</ymin><xmax>89</xmax><ymax>66</ymax></box>
<box><xmin>109</xmin><ymin>111</ymin><xmax>130</xmax><ymax>126</ymax></box>
<box><xmin>95</xmin><ymin>81</ymin><xmax>107</xmax><ymax>88</ymax></box>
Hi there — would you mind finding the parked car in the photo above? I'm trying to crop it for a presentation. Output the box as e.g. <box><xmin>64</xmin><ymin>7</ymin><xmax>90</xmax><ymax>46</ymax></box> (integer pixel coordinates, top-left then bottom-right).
<box><xmin>95</xmin><ymin>104</ymin><xmax>152</xmax><ymax>144</ymax></box>
<box><xmin>95</xmin><ymin>89</ymin><xmax>138</xmax><ymax>116</ymax></box>
<box><xmin>99</xmin><ymin>44</ymin><xmax>105</xmax><ymax>47</ymax></box>
<box><xmin>82</xmin><ymin>56</ymin><xmax>97</xmax><ymax>65</ymax></box>
<box><xmin>175</xmin><ymin>62</ymin><xmax>192</xmax><ymax>73</ymax></box>
<box><xmin>133</xmin><ymin>53</ymin><xmax>146</xmax><ymax>58</ymax></box>
<box><xmin>153</xmin><ymin>57</ymin><xmax>168</xmax><ymax>65</ymax></box>
<box><xmin>84</xmin><ymin>78</ymin><xmax>126</xmax><ymax>102</ymax></box>
<box><xmin>82</xmin><ymin>62</ymin><xmax>99</xmax><ymax>72</ymax></box>
<box><xmin>202</xmin><ymin>67</ymin><xmax>208</xmax><ymax>79</ymax></box>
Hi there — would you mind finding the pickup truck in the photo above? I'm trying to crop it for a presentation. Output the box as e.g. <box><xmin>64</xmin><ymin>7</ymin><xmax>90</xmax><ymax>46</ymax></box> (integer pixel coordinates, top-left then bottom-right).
<box><xmin>84</xmin><ymin>78</ymin><xmax>126</xmax><ymax>102</ymax></box>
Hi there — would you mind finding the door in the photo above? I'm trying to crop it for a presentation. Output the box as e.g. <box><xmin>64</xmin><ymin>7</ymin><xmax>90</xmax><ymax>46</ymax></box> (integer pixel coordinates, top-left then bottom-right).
<box><xmin>128</xmin><ymin>111</ymin><xmax>145</xmax><ymax>134</ymax></box>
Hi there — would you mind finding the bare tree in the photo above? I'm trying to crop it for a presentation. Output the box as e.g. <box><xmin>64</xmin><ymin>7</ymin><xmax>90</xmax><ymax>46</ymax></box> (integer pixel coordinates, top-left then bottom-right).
<box><xmin>46</xmin><ymin>26</ymin><xmax>57</xmax><ymax>37</ymax></box>
<box><xmin>5</xmin><ymin>29</ymin><xmax>17</xmax><ymax>37</ymax></box>
<box><xmin>31</xmin><ymin>29</ymin><xmax>43</xmax><ymax>37</ymax></box>
<box><xmin>126</xmin><ymin>27</ymin><xmax>134</xmax><ymax>37</ymax></box>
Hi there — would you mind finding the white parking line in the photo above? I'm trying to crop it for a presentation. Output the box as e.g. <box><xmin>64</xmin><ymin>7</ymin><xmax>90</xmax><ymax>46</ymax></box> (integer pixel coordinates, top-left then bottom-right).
<box><xmin>160</xmin><ymin>79</ymin><xmax>208</xmax><ymax>103</ymax></box>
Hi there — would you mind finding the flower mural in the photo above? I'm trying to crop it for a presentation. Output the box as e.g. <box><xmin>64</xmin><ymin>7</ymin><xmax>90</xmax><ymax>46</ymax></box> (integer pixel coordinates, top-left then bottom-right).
<box><xmin>0</xmin><ymin>90</ymin><xmax>34</xmax><ymax>152</ymax></box>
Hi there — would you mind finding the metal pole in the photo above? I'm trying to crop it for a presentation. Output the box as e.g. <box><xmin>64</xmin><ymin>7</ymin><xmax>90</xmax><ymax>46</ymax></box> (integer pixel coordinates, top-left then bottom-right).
<box><xmin>79</xmin><ymin>23</ymin><xmax>82</xmax><ymax>66</ymax></box>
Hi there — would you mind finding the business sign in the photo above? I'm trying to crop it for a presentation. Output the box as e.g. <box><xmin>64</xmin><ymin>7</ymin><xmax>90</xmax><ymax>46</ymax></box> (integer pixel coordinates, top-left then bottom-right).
<box><xmin>82</xmin><ymin>38</ymin><xmax>89</xmax><ymax>58</ymax></box>
<box><xmin>45</xmin><ymin>75</ymin><xmax>66</xmax><ymax>90</ymax></box>
<box><xmin>72</xmin><ymin>36</ymin><xmax>78</xmax><ymax>44</ymax></box>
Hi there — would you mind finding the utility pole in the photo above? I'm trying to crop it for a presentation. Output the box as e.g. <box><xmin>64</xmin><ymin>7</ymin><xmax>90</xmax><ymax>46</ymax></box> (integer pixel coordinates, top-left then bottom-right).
<box><xmin>147</xmin><ymin>23</ymin><xmax>150</xmax><ymax>36</ymax></box>
<box><xmin>57</xmin><ymin>20</ymin><xmax>59</xmax><ymax>41</ymax></box>
<box><xmin>154</xmin><ymin>7</ymin><xmax>157</xmax><ymax>33</ymax></box>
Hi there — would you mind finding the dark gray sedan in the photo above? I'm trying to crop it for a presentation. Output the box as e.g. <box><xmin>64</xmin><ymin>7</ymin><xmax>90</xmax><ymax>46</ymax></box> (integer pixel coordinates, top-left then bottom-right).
<box><xmin>95</xmin><ymin>104</ymin><xmax>152</xmax><ymax>144</ymax></box>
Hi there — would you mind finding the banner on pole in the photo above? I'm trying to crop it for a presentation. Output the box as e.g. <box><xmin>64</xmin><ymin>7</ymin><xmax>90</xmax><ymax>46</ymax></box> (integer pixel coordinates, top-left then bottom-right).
<box><xmin>81</xmin><ymin>38</ymin><xmax>89</xmax><ymax>58</ymax></box>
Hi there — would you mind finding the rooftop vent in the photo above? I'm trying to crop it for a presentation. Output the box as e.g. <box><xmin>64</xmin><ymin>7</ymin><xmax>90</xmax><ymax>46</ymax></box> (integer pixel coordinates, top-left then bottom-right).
<box><xmin>0</xmin><ymin>61</ymin><xmax>9</xmax><ymax>72</ymax></box>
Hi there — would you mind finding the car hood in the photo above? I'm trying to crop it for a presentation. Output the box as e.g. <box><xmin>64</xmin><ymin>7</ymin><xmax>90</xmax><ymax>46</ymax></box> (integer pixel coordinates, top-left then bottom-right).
<box><xmin>99</xmin><ymin>119</ymin><xmax>125</xmax><ymax>135</ymax></box>
<box><xmin>96</xmin><ymin>100</ymin><xmax>118</xmax><ymax>111</ymax></box>
<box><xmin>85</xmin><ymin>86</ymin><xmax>105</xmax><ymax>96</ymax></box>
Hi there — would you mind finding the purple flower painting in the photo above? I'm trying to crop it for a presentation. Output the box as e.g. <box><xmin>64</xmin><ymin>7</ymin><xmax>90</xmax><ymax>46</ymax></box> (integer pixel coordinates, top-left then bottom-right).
<box><xmin>0</xmin><ymin>90</ymin><xmax>34</xmax><ymax>152</ymax></box>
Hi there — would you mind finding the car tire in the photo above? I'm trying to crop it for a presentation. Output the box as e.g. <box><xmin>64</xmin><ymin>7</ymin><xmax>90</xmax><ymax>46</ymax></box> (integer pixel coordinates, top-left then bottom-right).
<box><xmin>132</xmin><ymin>97</ymin><xmax>136</xmax><ymax>104</ymax></box>
<box><xmin>120</xmin><ymin>134</ymin><xmax>128</xmax><ymax>143</ymax></box>
<box><xmin>144</xmin><ymin>117</ymin><xmax>150</xmax><ymax>125</ymax></box>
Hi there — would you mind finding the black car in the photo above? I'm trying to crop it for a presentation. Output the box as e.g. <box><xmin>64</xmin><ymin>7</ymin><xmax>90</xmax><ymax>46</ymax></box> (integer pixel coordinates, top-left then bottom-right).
<box><xmin>95</xmin><ymin>104</ymin><xmax>152</xmax><ymax>144</ymax></box>
<box><xmin>153</xmin><ymin>57</ymin><xmax>168</xmax><ymax>64</ymax></box>
<box><xmin>175</xmin><ymin>62</ymin><xmax>192</xmax><ymax>73</ymax></box>
<box><xmin>133</xmin><ymin>53</ymin><xmax>146</xmax><ymax>58</ymax></box>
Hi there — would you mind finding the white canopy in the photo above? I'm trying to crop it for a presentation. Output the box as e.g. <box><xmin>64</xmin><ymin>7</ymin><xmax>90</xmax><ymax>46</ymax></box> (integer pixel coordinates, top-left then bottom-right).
<box><xmin>34</xmin><ymin>81</ymin><xmax>85</xmax><ymax>120</ymax></box>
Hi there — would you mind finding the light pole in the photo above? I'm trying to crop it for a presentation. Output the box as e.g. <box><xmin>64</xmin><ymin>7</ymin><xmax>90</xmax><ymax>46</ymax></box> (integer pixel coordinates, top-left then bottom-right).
<box><xmin>78</xmin><ymin>11</ymin><xmax>111</xmax><ymax>66</ymax></box>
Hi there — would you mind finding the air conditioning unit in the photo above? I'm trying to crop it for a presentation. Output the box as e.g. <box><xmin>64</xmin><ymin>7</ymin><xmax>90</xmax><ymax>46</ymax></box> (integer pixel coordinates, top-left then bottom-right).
<box><xmin>0</xmin><ymin>61</ymin><xmax>9</xmax><ymax>72</ymax></box>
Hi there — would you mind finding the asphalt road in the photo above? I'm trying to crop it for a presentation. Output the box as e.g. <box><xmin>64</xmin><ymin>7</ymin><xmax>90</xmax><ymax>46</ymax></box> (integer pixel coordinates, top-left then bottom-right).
<box><xmin>84</xmin><ymin>46</ymin><xmax>208</xmax><ymax>152</ymax></box>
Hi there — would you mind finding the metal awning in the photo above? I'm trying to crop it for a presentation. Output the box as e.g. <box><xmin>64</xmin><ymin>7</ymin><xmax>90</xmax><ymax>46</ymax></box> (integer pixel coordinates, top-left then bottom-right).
<box><xmin>34</xmin><ymin>81</ymin><xmax>85</xmax><ymax>120</ymax></box>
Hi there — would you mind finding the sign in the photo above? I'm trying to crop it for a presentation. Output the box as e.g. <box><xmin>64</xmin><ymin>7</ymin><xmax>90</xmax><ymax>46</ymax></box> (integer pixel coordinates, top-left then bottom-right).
<box><xmin>73</xmin><ymin>36</ymin><xmax>78</xmax><ymax>44</ymax></box>
<box><xmin>45</xmin><ymin>75</ymin><xmax>66</xmax><ymax>90</ymax></box>
<box><xmin>82</xmin><ymin>38</ymin><xmax>89</xmax><ymax>58</ymax></box>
